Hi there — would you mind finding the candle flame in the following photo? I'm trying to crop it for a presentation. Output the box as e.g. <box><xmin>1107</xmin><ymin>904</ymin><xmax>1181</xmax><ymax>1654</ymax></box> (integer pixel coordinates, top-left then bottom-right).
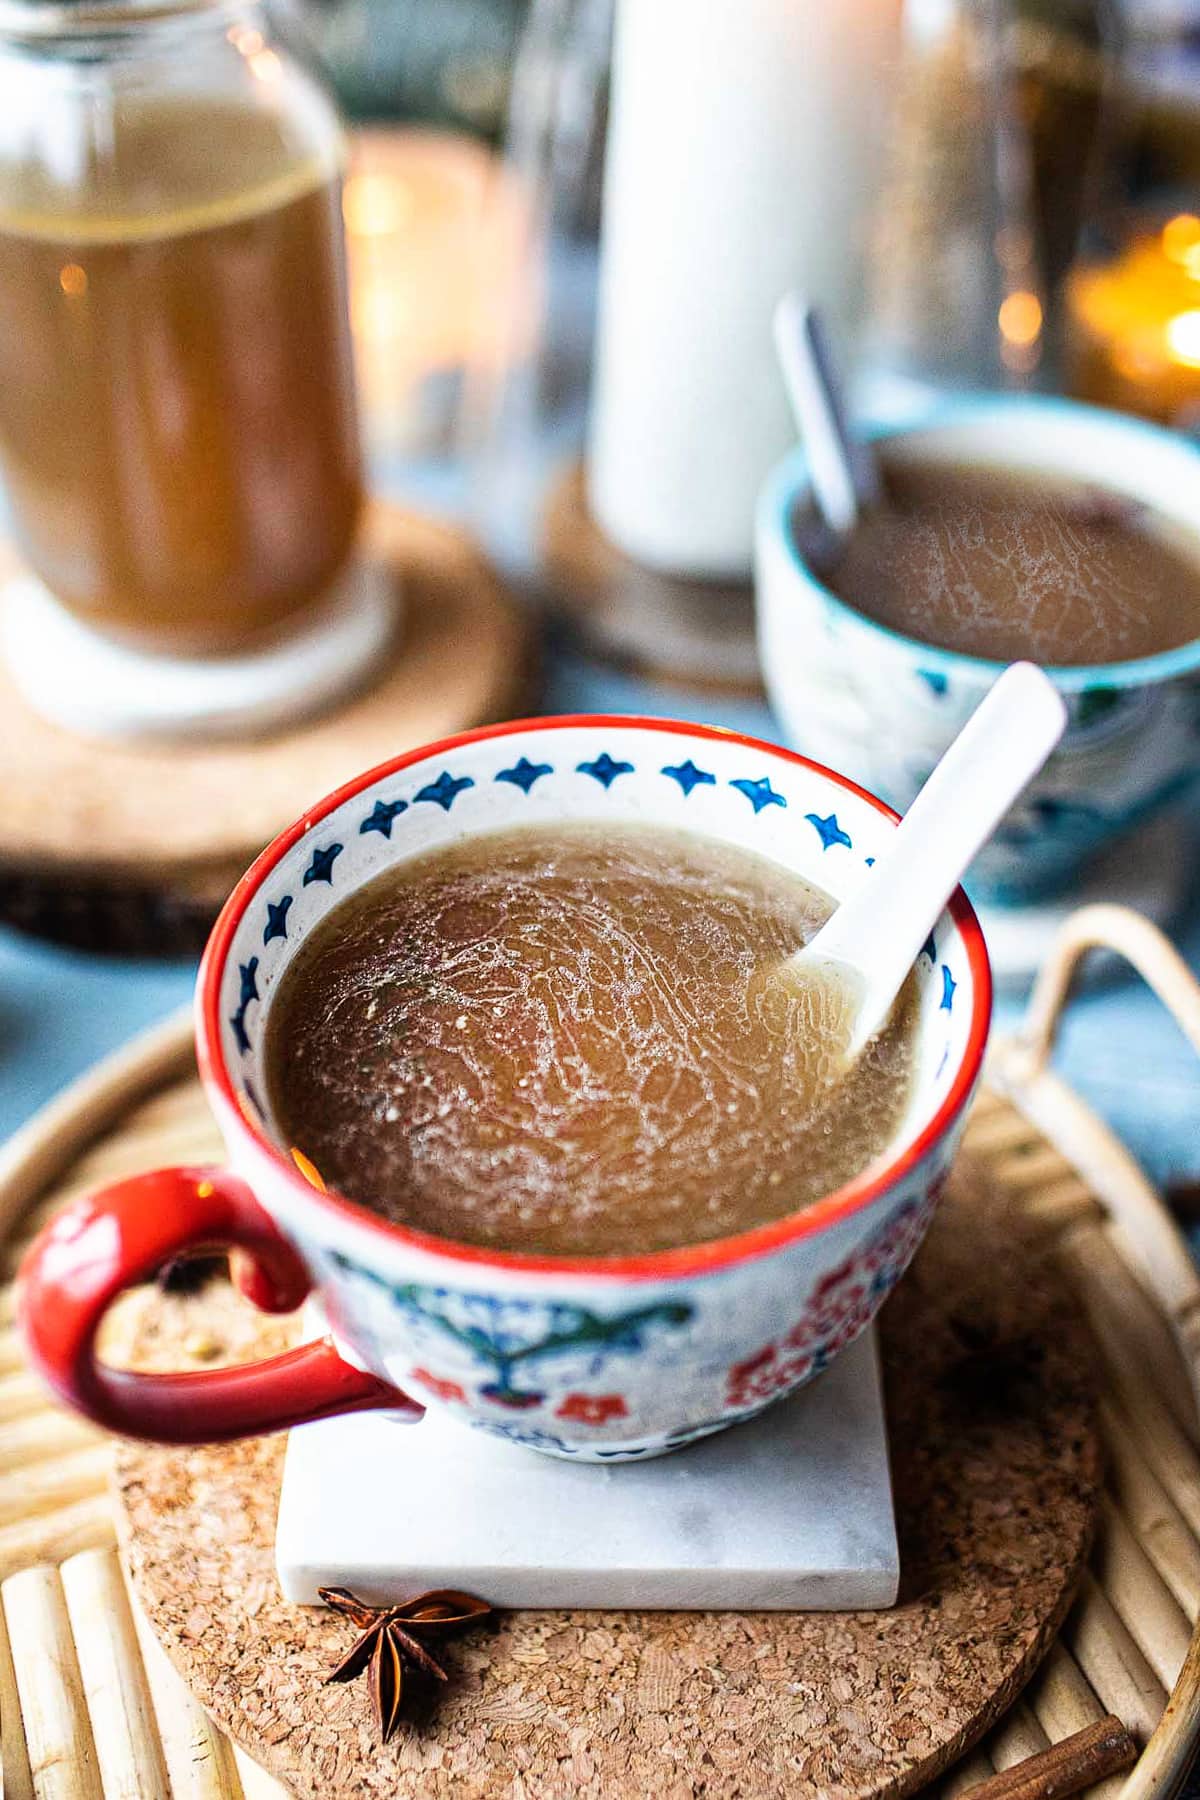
<box><xmin>998</xmin><ymin>289</ymin><xmax>1043</xmax><ymax>349</ymax></box>
<box><xmin>226</xmin><ymin>24</ymin><xmax>264</xmax><ymax>56</ymax></box>
<box><xmin>59</xmin><ymin>262</ymin><xmax>87</xmax><ymax>298</ymax></box>
<box><xmin>249</xmin><ymin>47</ymin><xmax>282</xmax><ymax>84</ymax></box>
<box><xmin>1166</xmin><ymin>309</ymin><xmax>1200</xmax><ymax>369</ymax></box>
<box><xmin>343</xmin><ymin>173</ymin><xmax>413</xmax><ymax>239</ymax></box>
<box><xmin>1162</xmin><ymin>214</ymin><xmax>1200</xmax><ymax>273</ymax></box>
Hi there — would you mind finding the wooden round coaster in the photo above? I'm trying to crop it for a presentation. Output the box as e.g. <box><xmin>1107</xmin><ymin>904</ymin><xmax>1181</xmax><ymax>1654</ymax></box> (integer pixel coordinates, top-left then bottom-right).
<box><xmin>542</xmin><ymin>461</ymin><xmax>764</xmax><ymax>695</ymax></box>
<box><xmin>111</xmin><ymin>1148</ymin><xmax>1101</xmax><ymax>1800</ymax></box>
<box><xmin>0</xmin><ymin>506</ymin><xmax>534</xmax><ymax>954</ymax></box>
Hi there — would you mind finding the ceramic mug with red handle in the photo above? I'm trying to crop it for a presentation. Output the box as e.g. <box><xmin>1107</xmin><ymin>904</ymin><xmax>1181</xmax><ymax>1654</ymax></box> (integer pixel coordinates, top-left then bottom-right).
<box><xmin>18</xmin><ymin>717</ymin><xmax>990</xmax><ymax>1461</ymax></box>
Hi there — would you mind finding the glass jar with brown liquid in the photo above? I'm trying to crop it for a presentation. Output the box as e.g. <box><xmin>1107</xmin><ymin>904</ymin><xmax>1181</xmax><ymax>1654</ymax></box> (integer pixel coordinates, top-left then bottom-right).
<box><xmin>0</xmin><ymin>0</ymin><xmax>363</xmax><ymax>656</ymax></box>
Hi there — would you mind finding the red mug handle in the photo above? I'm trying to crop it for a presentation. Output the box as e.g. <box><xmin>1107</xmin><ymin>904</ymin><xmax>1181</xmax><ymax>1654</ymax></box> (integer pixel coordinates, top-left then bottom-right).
<box><xmin>17</xmin><ymin>1166</ymin><xmax>423</xmax><ymax>1443</ymax></box>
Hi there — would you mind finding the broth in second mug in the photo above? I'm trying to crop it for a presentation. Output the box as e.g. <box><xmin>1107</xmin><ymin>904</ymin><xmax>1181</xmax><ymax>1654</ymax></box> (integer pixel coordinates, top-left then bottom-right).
<box><xmin>0</xmin><ymin>92</ymin><xmax>363</xmax><ymax>656</ymax></box>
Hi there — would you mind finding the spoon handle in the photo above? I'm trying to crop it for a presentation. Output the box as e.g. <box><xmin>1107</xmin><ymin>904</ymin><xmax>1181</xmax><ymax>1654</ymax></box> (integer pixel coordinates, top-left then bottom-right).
<box><xmin>773</xmin><ymin>292</ymin><xmax>882</xmax><ymax>536</ymax></box>
<box><xmin>812</xmin><ymin>662</ymin><xmax>1067</xmax><ymax>1055</ymax></box>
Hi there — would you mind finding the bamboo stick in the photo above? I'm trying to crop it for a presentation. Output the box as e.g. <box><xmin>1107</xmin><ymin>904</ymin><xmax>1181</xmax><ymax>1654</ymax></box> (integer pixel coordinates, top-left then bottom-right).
<box><xmin>0</xmin><ymin>1370</ymin><xmax>57</xmax><ymax>1425</ymax></box>
<box><xmin>61</xmin><ymin>1126</ymin><xmax>224</xmax><ymax>1206</ymax></box>
<box><xmin>1101</xmin><ymin>1399</ymin><xmax>1200</xmax><ymax>1621</ymax></box>
<box><xmin>0</xmin><ymin>1411</ymin><xmax>102</xmax><ymax>1471</ymax></box>
<box><xmin>964</xmin><ymin>1113</ymin><xmax>1043</xmax><ymax>1159</ymax></box>
<box><xmin>0</xmin><ymin>1448</ymin><xmax>111</xmax><ymax>1531</ymax></box>
<box><xmin>1109</xmin><ymin>1382</ymin><xmax>1200</xmax><ymax>1550</ymax></box>
<box><xmin>992</xmin><ymin>1051</ymin><xmax>1200</xmax><ymax>1391</ymax></box>
<box><xmin>1061</xmin><ymin>1226</ymin><xmax>1200</xmax><ymax>1452</ymax></box>
<box><xmin>60</xmin><ymin>1549</ymin><xmax>169</xmax><ymax>1800</ymax></box>
<box><xmin>0</xmin><ymin>1582</ymin><xmax>35</xmax><ymax>1800</ymax></box>
<box><xmin>1021</xmin><ymin>1177</ymin><xmax>1102</xmax><ymax>1235</ymax></box>
<box><xmin>0</xmin><ymin>1010</ymin><xmax>194</xmax><ymax>1246</ymax></box>
<box><xmin>230</xmin><ymin>1748</ymin><xmax>293</xmax><ymax>1800</ymax></box>
<box><xmin>941</xmin><ymin>1753</ymin><xmax>1000</xmax><ymax>1799</ymax></box>
<box><xmin>129</xmin><ymin>1594</ymin><xmax>244</xmax><ymax>1800</ymax></box>
<box><xmin>1093</xmin><ymin>1501</ymin><xmax>1192</xmax><ymax>1691</ymax></box>
<box><xmin>993</xmin><ymin>1144</ymin><xmax>1076</xmax><ymax>1193</ymax></box>
<box><xmin>987</xmin><ymin>1702</ymin><xmax>1051</xmax><ymax>1768</ymax></box>
<box><xmin>3</xmin><ymin>1564</ymin><xmax>103</xmax><ymax>1800</ymax></box>
<box><xmin>0</xmin><ymin>1496</ymin><xmax>114</xmax><ymax>1585</ymax></box>
<box><xmin>1066</xmin><ymin>1576</ymin><xmax>1167</xmax><ymax>1741</ymax></box>
<box><xmin>1028</xmin><ymin>1642</ymin><xmax>1106</xmax><ymax>1736</ymax></box>
<box><xmin>1026</xmin><ymin>1644</ymin><xmax>1130</xmax><ymax>1800</ymax></box>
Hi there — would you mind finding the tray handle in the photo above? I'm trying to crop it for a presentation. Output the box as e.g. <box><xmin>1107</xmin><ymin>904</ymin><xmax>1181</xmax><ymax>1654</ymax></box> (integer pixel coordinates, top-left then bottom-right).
<box><xmin>1014</xmin><ymin>903</ymin><xmax>1200</xmax><ymax>1081</ymax></box>
<box><xmin>990</xmin><ymin>903</ymin><xmax>1200</xmax><ymax>1388</ymax></box>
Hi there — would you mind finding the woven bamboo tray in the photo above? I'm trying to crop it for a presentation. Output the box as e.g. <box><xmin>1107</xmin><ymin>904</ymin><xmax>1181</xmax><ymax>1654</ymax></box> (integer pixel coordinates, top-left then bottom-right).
<box><xmin>1</xmin><ymin>902</ymin><xmax>1200</xmax><ymax>1798</ymax></box>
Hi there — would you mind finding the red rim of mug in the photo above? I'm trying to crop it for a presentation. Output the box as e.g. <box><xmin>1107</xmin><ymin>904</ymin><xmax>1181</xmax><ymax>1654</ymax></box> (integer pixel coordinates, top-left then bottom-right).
<box><xmin>198</xmin><ymin>716</ymin><xmax>993</xmax><ymax>1281</ymax></box>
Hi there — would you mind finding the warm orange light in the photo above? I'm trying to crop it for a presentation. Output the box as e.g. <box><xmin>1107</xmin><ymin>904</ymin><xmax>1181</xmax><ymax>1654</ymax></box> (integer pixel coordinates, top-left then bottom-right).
<box><xmin>1166</xmin><ymin>309</ymin><xmax>1200</xmax><ymax>369</ymax></box>
<box><xmin>249</xmin><ymin>46</ymin><xmax>282</xmax><ymax>84</ymax></box>
<box><xmin>342</xmin><ymin>173</ymin><xmax>412</xmax><ymax>239</ymax></box>
<box><xmin>59</xmin><ymin>262</ymin><xmax>87</xmax><ymax>298</ymax></box>
<box><xmin>1162</xmin><ymin>214</ymin><xmax>1200</xmax><ymax>266</ymax></box>
<box><xmin>226</xmin><ymin>24</ymin><xmax>264</xmax><ymax>56</ymax></box>
<box><xmin>998</xmin><ymin>289</ymin><xmax>1043</xmax><ymax>348</ymax></box>
<box><xmin>291</xmin><ymin>1147</ymin><xmax>327</xmax><ymax>1192</ymax></box>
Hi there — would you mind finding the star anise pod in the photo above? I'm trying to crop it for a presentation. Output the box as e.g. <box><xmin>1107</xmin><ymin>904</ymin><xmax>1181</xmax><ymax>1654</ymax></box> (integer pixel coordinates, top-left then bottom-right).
<box><xmin>319</xmin><ymin>1585</ymin><xmax>493</xmax><ymax>1743</ymax></box>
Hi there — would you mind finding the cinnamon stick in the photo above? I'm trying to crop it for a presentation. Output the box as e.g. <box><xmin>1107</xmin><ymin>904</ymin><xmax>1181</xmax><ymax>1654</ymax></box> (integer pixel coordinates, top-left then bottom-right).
<box><xmin>962</xmin><ymin>1717</ymin><xmax>1137</xmax><ymax>1800</ymax></box>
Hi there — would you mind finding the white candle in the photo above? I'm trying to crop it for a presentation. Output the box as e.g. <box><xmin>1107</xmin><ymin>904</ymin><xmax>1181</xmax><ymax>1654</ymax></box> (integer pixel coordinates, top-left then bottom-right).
<box><xmin>587</xmin><ymin>0</ymin><xmax>900</xmax><ymax>580</ymax></box>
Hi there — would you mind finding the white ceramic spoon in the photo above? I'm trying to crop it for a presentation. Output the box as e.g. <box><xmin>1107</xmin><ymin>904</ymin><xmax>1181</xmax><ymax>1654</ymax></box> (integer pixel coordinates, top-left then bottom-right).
<box><xmin>783</xmin><ymin>661</ymin><xmax>1068</xmax><ymax>1060</ymax></box>
<box><xmin>773</xmin><ymin>290</ymin><xmax>883</xmax><ymax>536</ymax></box>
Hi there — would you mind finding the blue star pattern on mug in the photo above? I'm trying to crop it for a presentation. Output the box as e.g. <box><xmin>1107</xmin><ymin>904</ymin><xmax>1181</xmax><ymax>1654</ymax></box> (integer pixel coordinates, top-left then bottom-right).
<box><xmin>730</xmin><ymin>776</ymin><xmax>785</xmax><ymax>813</ymax></box>
<box><xmin>263</xmin><ymin>896</ymin><xmax>292</xmax><ymax>944</ymax></box>
<box><xmin>805</xmin><ymin>812</ymin><xmax>853</xmax><ymax>851</ymax></box>
<box><xmin>303</xmin><ymin>843</ymin><xmax>343</xmax><ymax>886</ymax></box>
<box><xmin>661</xmin><ymin>759</ymin><xmax>716</xmax><ymax>797</ymax></box>
<box><xmin>229</xmin><ymin>958</ymin><xmax>259</xmax><ymax>1056</ymax></box>
<box><xmin>360</xmin><ymin>798</ymin><xmax>408</xmax><ymax>839</ymax></box>
<box><xmin>415</xmin><ymin>771</ymin><xmax>474</xmax><ymax>811</ymax></box>
<box><xmin>577</xmin><ymin>752</ymin><xmax>634</xmax><ymax>789</ymax></box>
<box><xmin>495</xmin><ymin>757</ymin><xmax>554</xmax><ymax>794</ymax></box>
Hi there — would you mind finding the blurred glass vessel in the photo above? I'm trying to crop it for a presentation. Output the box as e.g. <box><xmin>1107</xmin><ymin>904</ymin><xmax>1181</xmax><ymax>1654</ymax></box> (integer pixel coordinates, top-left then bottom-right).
<box><xmin>864</xmin><ymin>0</ymin><xmax>1120</xmax><ymax>396</ymax></box>
<box><xmin>465</xmin><ymin>0</ymin><xmax>900</xmax><ymax>686</ymax></box>
<box><xmin>1064</xmin><ymin>2</ymin><xmax>1200</xmax><ymax>428</ymax></box>
<box><xmin>0</xmin><ymin>0</ymin><xmax>362</xmax><ymax>656</ymax></box>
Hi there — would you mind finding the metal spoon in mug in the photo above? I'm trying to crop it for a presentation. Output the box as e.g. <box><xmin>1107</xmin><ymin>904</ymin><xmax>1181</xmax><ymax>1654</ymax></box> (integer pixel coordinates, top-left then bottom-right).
<box><xmin>773</xmin><ymin>290</ymin><xmax>883</xmax><ymax>538</ymax></box>
<box><xmin>780</xmin><ymin>661</ymin><xmax>1068</xmax><ymax>1063</ymax></box>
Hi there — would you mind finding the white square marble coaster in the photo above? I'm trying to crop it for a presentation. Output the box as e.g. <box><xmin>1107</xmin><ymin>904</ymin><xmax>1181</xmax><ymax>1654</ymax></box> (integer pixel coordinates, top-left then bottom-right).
<box><xmin>275</xmin><ymin>1329</ymin><xmax>898</xmax><ymax>1612</ymax></box>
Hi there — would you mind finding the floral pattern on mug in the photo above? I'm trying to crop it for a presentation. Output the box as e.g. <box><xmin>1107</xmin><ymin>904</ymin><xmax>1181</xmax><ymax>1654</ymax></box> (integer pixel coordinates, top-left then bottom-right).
<box><xmin>555</xmin><ymin>1393</ymin><xmax>629</xmax><ymax>1426</ymax></box>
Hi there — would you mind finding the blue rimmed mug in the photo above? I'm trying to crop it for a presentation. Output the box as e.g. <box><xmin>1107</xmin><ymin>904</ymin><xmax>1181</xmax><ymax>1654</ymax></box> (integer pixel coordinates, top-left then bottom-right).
<box><xmin>756</xmin><ymin>395</ymin><xmax>1200</xmax><ymax>901</ymax></box>
<box><xmin>20</xmin><ymin>717</ymin><xmax>990</xmax><ymax>1461</ymax></box>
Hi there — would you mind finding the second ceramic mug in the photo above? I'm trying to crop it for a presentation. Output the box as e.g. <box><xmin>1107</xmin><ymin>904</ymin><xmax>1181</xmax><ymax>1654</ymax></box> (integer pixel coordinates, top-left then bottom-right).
<box><xmin>756</xmin><ymin>395</ymin><xmax>1200</xmax><ymax>902</ymax></box>
<box><xmin>19</xmin><ymin>718</ymin><xmax>990</xmax><ymax>1460</ymax></box>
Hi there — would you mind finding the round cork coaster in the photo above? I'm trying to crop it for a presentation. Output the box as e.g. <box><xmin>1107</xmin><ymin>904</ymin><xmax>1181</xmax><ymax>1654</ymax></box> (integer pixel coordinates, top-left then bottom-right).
<box><xmin>0</xmin><ymin>505</ymin><xmax>534</xmax><ymax>954</ymax></box>
<box><xmin>112</xmin><ymin>1149</ymin><xmax>1101</xmax><ymax>1800</ymax></box>
<box><xmin>542</xmin><ymin>461</ymin><xmax>764</xmax><ymax>695</ymax></box>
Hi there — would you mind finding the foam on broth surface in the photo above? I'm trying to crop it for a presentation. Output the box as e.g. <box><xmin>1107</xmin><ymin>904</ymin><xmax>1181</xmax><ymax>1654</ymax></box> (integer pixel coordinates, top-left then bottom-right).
<box><xmin>817</xmin><ymin>461</ymin><xmax>1200</xmax><ymax>665</ymax></box>
<box><xmin>266</xmin><ymin>824</ymin><xmax>918</xmax><ymax>1257</ymax></box>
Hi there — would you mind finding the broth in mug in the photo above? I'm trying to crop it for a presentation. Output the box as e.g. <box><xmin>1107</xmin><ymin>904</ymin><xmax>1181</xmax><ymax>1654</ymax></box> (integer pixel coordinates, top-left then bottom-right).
<box><xmin>0</xmin><ymin>95</ymin><xmax>362</xmax><ymax>655</ymax></box>
<box><xmin>816</xmin><ymin>459</ymin><xmax>1200</xmax><ymax>666</ymax></box>
<box><xmin>267</xmin><ymin>823</ymin><xmax>919</xmax><ymax>1257</ymax></box>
